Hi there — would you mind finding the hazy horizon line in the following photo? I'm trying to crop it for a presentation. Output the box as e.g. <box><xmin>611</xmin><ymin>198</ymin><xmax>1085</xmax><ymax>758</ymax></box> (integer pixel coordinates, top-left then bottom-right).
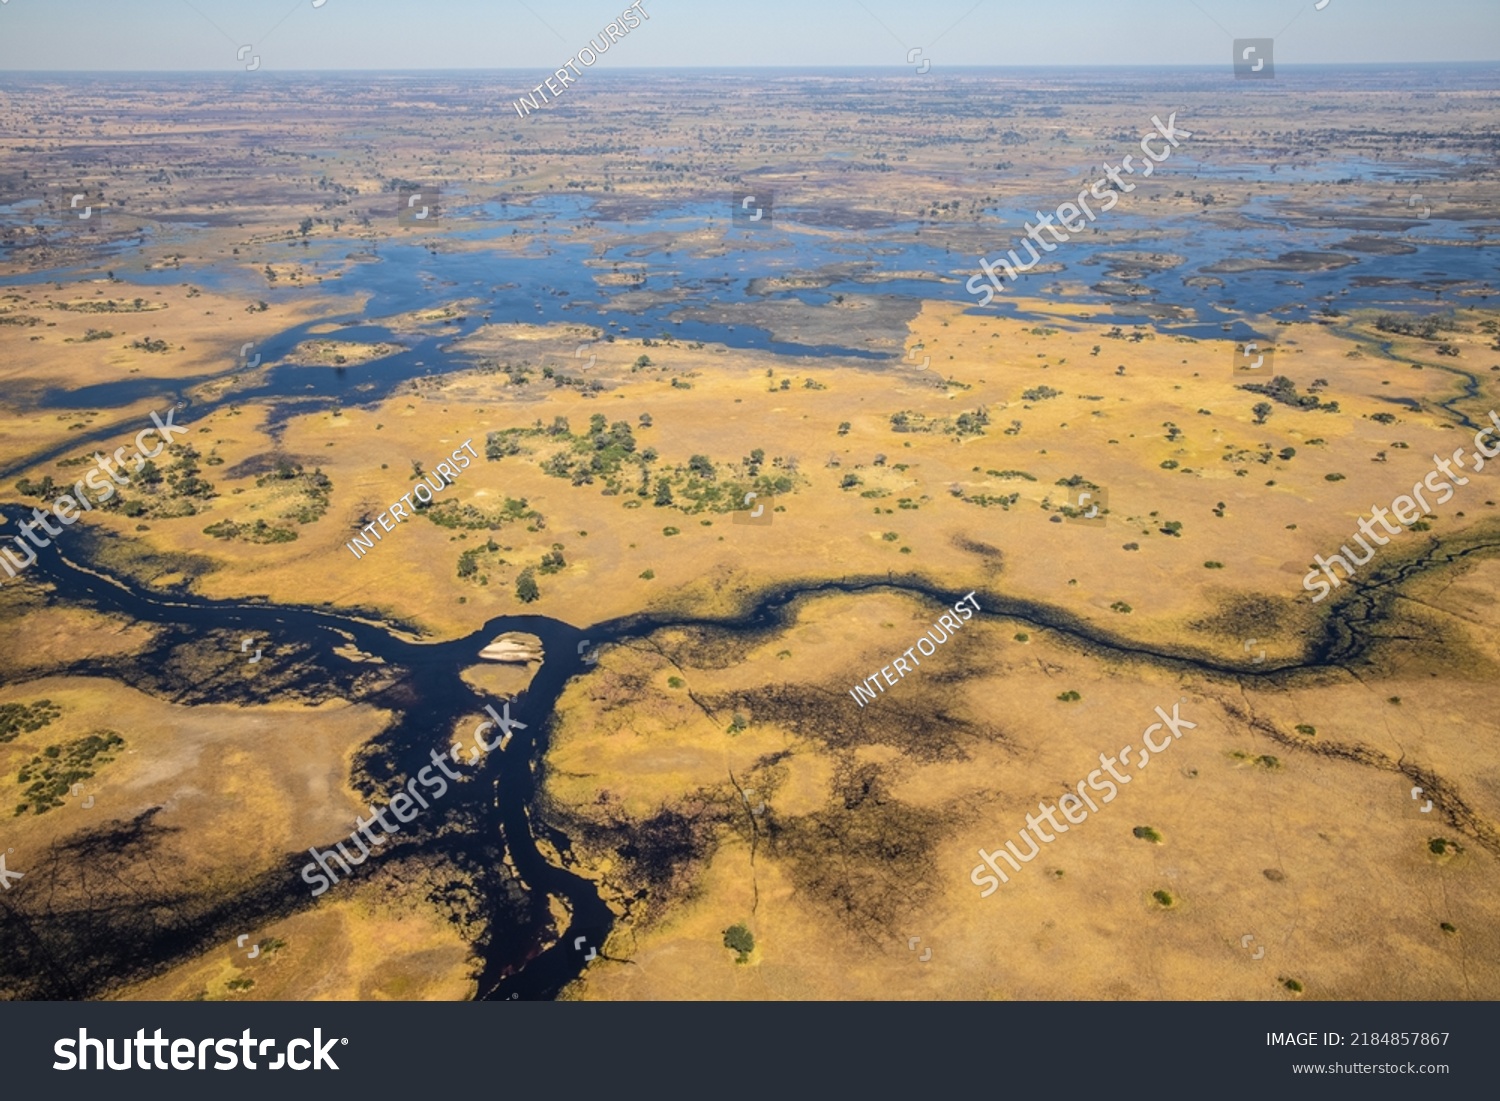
<box><xmin>3</xmin><ymin>60</ymin><xmax>1497</xmax><ymax>75</ymax></box>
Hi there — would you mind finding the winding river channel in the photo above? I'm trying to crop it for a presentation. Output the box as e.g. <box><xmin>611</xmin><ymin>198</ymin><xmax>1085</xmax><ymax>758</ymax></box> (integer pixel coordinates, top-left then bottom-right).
<box><xmin>9</xmin><ymin>491</ymin><xmax>1494</xmax><ymax>1000</ymax></box>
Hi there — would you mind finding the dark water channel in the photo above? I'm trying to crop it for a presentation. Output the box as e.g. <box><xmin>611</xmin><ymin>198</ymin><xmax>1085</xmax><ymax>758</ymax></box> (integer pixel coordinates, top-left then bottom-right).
<box><xmin>2</xmin><ymin>486</ymin><xmax>1495</xmax><ymax>999</ymax></box>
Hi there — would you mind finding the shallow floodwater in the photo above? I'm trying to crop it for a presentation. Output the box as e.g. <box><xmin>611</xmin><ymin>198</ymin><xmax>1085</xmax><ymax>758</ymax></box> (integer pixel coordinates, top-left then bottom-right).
<box><xmin>17</xmin><ymin>147</ymin><xmax>1495</xmax><ymax>417</ymax></box>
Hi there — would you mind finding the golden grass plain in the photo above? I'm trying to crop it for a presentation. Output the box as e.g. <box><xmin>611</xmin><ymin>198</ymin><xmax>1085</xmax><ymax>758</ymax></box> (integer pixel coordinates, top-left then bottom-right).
<box><xmin>2</xmin><ymin>70</ymin><xmax>1498</xmax><ymax>1001</ymax></box>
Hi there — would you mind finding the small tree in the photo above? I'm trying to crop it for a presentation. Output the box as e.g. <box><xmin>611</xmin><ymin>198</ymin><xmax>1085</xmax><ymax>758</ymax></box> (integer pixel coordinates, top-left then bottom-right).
<box><xmin>1252</xmin><ymin>402</ymin><xmax>1272</xmax><ymax>425</ymax></box>
<box><xmin>722</xmin><ymin>923</ymin><xmax>755</xmax><ymax>963</ymax></box>
<box><xmin>654</xmin><ymin>479</ymin><xmax>674</xmax><ymax>507</ymax></box>
<box><xmin>515</xmin><ymin>568</ymin><xmax>539</xmax><ymax>603</ymax></box>
<box><xmin>609</xmin><ymin>421</ymin><xmax>636</xmax><ymax>452</ymax></box>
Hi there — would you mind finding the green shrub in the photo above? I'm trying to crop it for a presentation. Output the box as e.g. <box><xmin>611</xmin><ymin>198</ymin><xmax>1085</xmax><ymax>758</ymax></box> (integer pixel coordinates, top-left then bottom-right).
<box><xmin>0</xmin><ymin>700</ymin><xmax>62</xmax><ymax>744</ymax></box>
<box><xmin>14</xmin><ymin>731</ymin><xmax>124</xmax><ymax>815</ymax></box>
<box><xmin>722</xmin><ymin>922</ymin><xmax>755</xmax><ymax>962</ymax></box>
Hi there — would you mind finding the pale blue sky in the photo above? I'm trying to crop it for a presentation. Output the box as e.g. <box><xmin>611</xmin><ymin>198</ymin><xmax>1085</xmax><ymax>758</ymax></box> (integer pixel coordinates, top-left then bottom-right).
<box><xmin>0</xmin><ymin>0</ymin><xmax>1495</xmax><ymax>70</ymax></box>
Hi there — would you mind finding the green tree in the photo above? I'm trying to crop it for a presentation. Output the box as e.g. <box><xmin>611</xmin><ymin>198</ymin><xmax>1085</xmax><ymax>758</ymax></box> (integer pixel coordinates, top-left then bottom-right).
<box><xmin>722</xmin><ymin>922</ymin><xmax>755</xmax><ymax>963</ymax></box>
<box><xmin>654</xmin><ymin>479</ymin><xmax>674</xmax><ymax>507</ymax></box>
<box><xmin>609</xmin><ymin>421</ymin><xmax>637</xmax><ymax>452</ymax></box>
<box><xmin>516</xmin><ymin>568</ymin><xmax>540</xmax><ymax>603</ymax></box>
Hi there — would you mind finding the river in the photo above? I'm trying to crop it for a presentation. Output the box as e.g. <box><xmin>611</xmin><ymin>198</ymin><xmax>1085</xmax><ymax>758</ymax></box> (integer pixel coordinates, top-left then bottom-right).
<box><xmin>2</xmin><ymin>490</ymin><xmax>1497</xmax><ymax>999</ymax></box>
